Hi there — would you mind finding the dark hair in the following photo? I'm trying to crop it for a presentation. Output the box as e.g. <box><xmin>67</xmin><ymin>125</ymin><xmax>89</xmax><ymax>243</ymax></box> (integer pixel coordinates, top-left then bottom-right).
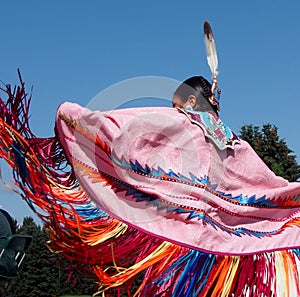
<box><xmin>174</xmin><ymin>76</ymin><xmax>218</xmax><ymax>115</ymax></box>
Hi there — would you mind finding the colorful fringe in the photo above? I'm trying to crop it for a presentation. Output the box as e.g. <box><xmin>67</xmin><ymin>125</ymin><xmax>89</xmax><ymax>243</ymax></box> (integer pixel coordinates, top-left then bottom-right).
<box><xmin>1</xmin><ymin>73</ymin><xmax>300</xmax><ymax>296</ymax></box>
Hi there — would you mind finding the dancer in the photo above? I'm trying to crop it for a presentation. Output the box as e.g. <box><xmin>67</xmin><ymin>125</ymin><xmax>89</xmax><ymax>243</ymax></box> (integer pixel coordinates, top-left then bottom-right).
<box><xmin>1</xmin><ymin>21</ymin><xmax>300</xmax><ymax>296</ymax></box>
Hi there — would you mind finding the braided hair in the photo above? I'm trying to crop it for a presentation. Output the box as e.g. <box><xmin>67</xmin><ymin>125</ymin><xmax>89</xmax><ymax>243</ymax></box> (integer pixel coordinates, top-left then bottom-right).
<box><xmin>174</xmin><ymin>76</ymin><xmax>218</xmax><ymax>115</ymax></box>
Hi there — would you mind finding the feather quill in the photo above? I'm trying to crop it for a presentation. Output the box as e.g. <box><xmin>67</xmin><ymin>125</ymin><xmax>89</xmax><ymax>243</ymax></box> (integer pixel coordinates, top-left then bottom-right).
<box><xmin>204</xmin><ymin>21</ymin><xmax>218</xmax><ymax>77</ymax></box>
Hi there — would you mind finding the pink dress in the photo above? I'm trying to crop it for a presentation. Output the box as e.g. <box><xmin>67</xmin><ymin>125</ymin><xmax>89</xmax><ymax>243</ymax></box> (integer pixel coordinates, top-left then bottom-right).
<box><xmin>1</xmin><ymin>79</ymin><xmax>300</xmax><ymax>296</ymax></box>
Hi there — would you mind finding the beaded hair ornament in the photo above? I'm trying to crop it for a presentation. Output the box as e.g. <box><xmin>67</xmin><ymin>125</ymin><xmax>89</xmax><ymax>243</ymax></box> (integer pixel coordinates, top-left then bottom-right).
<box><xmin>204</xmin><ymin>21</ymin><xmax>221</xmax><ymax>110</ymax></box>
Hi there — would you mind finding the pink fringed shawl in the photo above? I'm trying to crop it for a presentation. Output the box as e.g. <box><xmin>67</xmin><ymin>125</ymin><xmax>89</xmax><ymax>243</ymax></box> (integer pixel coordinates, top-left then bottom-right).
<box><xmin>1</xmin><ymin>77</ymin><xmax>300</xmax><ymax>295</ymax></box>
<box><xmin>56</xmin><ymin>102</ymin><xmax>300</xmax><ymax>256</ymax></box>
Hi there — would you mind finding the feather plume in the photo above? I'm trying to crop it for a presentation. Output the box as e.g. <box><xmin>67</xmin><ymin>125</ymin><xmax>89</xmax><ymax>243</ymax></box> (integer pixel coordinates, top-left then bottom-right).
<box><xmin>204</xmin><ymin>21</ymin><xmax>218</xmax><ymax>77</ymax></box>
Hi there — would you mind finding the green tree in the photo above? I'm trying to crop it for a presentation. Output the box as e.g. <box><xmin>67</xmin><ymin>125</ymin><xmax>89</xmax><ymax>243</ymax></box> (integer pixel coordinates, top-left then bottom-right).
<box><xmin>10</xmin><ymin>217</ymin><xmax>58</xmax><ymax>297</ymax></box>
<box><xmin>9</xmin><ymin>217</ymin><xmax>97</xmax><ymax>296</ymax></box>
<box><xmin>54</xmin><ymin>254</ymin><xmax>97</xmax><ymax>296</ymax></box>
<box><xmin>239</xmin><ymin>124</ymin><xmax>300</xmax><ymax>182</ymax></box>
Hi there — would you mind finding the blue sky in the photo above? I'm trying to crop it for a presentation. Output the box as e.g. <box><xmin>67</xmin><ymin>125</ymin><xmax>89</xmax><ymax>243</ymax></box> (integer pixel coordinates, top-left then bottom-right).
<box><xmin>1</xmin><ymin>0</ymin><xmax>300</xmax><ymax>223</ymax></box>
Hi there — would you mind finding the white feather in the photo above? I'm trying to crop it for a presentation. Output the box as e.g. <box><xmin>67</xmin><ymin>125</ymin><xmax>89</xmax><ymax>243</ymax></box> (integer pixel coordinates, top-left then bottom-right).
<box><xmin>204</xmin><ymin>21</ymin><xmax>218</xmax><ymax>77</ymax></box>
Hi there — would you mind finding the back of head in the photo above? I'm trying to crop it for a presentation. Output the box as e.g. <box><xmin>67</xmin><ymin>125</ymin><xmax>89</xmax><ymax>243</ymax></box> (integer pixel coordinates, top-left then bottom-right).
<box><xmin>174</xmin><ymin>76</ymin><xmax>219</xmax><ymax>115</ymax></box>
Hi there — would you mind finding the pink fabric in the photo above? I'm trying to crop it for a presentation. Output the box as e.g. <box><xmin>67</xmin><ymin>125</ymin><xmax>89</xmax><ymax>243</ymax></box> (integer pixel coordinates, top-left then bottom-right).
<box><xmin>56</xmin><ymin>102</ymin><xmax>300</xmax><ymax>255</ymax></box>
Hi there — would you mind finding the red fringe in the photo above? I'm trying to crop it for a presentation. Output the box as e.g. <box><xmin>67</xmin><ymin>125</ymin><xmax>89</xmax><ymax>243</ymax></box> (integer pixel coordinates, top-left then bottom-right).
<box><xmin>1</xmin><ymin>73</ymin><xmax>300</xmax><ymax>296</ymax></box>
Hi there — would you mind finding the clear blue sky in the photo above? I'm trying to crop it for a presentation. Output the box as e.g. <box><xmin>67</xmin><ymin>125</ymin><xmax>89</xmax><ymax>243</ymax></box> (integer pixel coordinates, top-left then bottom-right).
<box><xmin>1</xmin><ymin>0</ymin><xmax>300</xmax><ymax>223</ymax></box>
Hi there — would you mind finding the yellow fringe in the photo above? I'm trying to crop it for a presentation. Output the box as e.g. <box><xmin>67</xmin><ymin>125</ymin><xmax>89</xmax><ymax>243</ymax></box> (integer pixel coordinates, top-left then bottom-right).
<box><xmin>220</xmin><ymin>256</ymin><xmax>240</xmax><ymax>297</ymax></box>
<box><xmin>93</xmin><ymin>241</ymin><xmax>181</xmax><ymax>296</ymax></box>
